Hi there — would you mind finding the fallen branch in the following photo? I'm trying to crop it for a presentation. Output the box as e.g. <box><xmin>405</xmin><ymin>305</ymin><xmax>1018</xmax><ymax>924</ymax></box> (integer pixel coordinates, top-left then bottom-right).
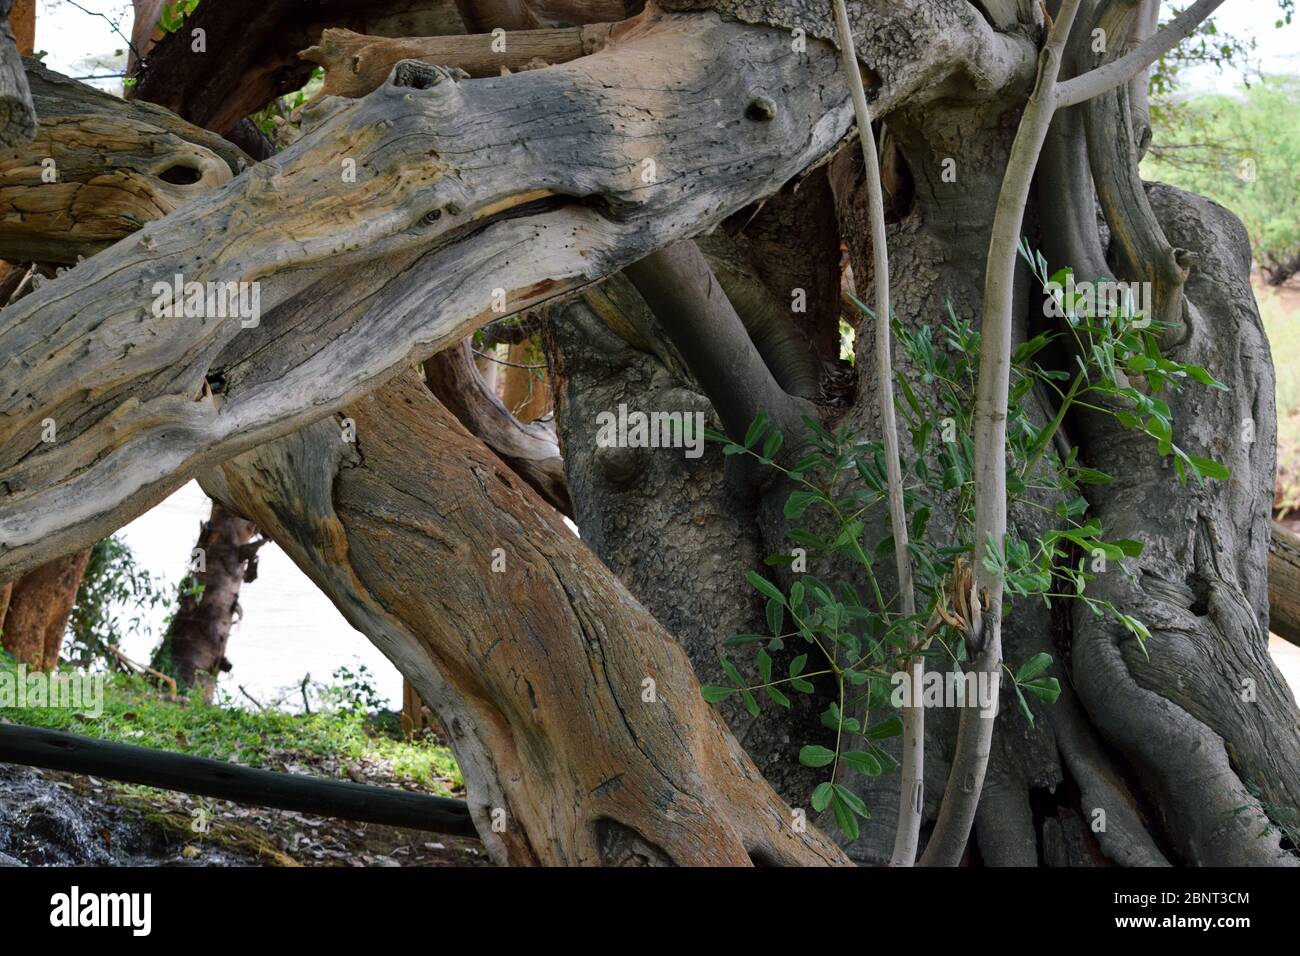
<box><xmin>0</xmin><ymin>723</ymin><xmax>477</xmax><ymax>837</ymax></box>
<box><xmin>301</xmin><ymin>24</ymin><xmax>619</xmax><ymax>99</ymax></box>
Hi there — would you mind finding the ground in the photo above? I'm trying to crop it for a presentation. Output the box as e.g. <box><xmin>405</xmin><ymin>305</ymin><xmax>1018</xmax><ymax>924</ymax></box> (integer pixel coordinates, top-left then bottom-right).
<box><xmin>0</xmin><ymin>660</ymin><xmax>490</xmax><ymax>867</ymax></box>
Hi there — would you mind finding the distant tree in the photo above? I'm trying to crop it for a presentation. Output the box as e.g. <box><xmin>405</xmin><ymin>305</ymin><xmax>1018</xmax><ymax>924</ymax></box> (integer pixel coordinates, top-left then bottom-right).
<box><xmin>1147</xmin><ymin>75</ymin><xmax>1300</xmax><ymax>285</ymax></box>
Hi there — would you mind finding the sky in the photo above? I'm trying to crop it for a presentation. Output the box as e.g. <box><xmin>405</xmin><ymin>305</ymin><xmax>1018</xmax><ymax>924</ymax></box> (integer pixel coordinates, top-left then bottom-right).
<box><xmin>30</xmin><ymin>0</ymin><xmax>1300</xmax><ymax>94</ymax></box>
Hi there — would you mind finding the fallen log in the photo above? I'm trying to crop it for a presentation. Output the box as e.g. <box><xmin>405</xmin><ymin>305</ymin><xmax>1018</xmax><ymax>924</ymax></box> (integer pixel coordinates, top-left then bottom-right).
<box><xmin>0</xmin><ymin>723</ymin><xmax>478</xmax><ymax>837</ymax></box>
<box><xmin>1270</xmin><ymin>520</ymin><xmax>1300</xmax><ymax>648</ymax></box>
<box><xmin>301</xmin><ymin>23</ymin><xmax>618</xmax><ymax>99</ymax></box>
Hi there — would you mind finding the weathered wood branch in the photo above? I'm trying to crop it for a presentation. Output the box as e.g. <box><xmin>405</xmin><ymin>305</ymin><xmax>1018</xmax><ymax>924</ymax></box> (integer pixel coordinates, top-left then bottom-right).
<box><xmin>0</xmin><ymin>60</ymin><xmax>249</xmax><ymax>264</ymax></box>
<box><xmin>201</xmin><ymin>371</ymin><xmax>851</xmax><ymax>866</ymax></box>
<box><xmin>301</xmin><ymin>23</ymin><xmax>619</xmax><ymax>99</ymax></box>
<box><xmin>0</xmin><ymin>0</ymin><xmax>35</xmax><ymax>148</ymax></box>
<box><xmin>0</xmin><ymin>10</ymin><xmax>862</xmax><ymax>577</ymax></box>
<box><xmin>128</xmin><ymin>0</ymin><xmax>469</xmax><ymax>132</ymax></box>
<box><xmin>1269</xmin><ymin>522</ymin><xmax>1300</xmax><ymax>649</ymax></box>
<box><xmin>0</xmin><ymin>723</ymin><xmax>478</xmax><ymax>837</ymax></box>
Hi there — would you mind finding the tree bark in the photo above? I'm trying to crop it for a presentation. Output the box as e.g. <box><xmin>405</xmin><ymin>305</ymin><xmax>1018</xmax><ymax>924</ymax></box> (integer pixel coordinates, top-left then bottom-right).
<box><xmin>423</xmin><ymin>338</ymin><xmax>571</xmax><ymax>514</ymax></box>
<box><xmin>0</xmin><ymin>7</ymin><xmax>874</xmax><ymax>579</ymax></box>
<box><xmin>0</xmin><ymin>0</ymin><xmax>35</xmax><ymax>148</ymax></box>
<box><xmin>200</xmin><ymin>370</ymin><xmax>851</xmax><ymax>867</ymax></box>
<box><xmin>0</xmin><ymin>548</ymin><xmax>90</xmax><ymax>671</ymax></box>
<box><xmin>1269</xmin><ymin>522</ymin><xmax>1300</xmax><ymax>648</ymax></box>
<box><xmin>152</xmin><ymin>500</ymin><xmax>262</xmax><ymax>703</ymax></box>
<box><xmin>301</xmin><ymin>23</ymin><xmax>618</xmax><ymax>99</ymax></box>
<box><xmin>0</xmin><ymin>59</ymin><xmax>248</xmax><ymax>265</ymax></box>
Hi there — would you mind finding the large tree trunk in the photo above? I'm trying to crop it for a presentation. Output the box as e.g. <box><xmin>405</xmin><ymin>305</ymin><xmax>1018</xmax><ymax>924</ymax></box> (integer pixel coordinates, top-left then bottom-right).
<box><xmin>0</xmin><ymin>548</ymin><xmax>90</xmax><ymax>671</ymax></box>
<box><xmin>152</xmin><ymin>500</ymin><xmax>262</xmax><ymax>703</ymax></box>
<box><xmin>200</xmin><ymin>370</ymin><xmax>850</xmax><ymax>867</ymax></box>
<box><xmin>1</xmin><ymin>0</ymin><xmax>1295</xmax><ymax>867</ymax></box>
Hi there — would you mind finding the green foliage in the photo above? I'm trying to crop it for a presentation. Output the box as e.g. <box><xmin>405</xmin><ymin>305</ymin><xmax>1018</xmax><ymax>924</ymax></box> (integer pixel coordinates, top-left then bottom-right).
<box><xmin>64</xmin><ymin>536</ymin><xmax>173</xmax><ymax>671</ymax></box>
<box><xmin>249</xmin><ymin>68</ymin><xmax>326</xmax><ymax>145</ymax></box>
<box><xmin>314</xmin><ymin>663</ymin><xmax>388</xmax><ymax>716</ymax></box>
<box><xmin>157</xmin><ymin>0</ymin><xmax>200</xmax><ymax>34</ymax></box>
<box><xmin>702</xmin><ymin>250</ymin><xmax>1227</xmax><ymax>840</ymax></box>
<box><xmin>1149</xmin><ymin>3</ymin><xmax>1295</xmax><ymax>101</ymax></box>
<box><xmin>1146</xmin><ymin>76</ymin><xmax>1300</xmax><ymax>285</ymax></box>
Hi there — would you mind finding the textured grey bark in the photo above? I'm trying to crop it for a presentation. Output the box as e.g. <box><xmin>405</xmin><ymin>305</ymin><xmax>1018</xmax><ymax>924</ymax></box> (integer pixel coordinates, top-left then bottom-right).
<box><xmin>0</xmin><ymin>60</ymin><xmax>250</xmax><ymax>264</ymax></box>
<box><xmin>0</xmin><ymin>0</ymin><xmax>35</xmax><ymax>148</ymax></box>
<box><xmin>0</xmin><ymin>10</ymin><xmax>857</xmax><ymax>578</ymax></box>
<box><xmin>545</xmin><ymin>289</ymin><xmax>824</xmax><ymax>804</ymax></box>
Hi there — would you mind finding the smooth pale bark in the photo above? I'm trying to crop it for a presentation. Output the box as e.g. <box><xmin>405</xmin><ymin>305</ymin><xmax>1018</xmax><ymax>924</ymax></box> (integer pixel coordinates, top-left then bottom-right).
<box><xmin>922</xmin><ymin>0</ymin><xmax>1085</xmax><ymax>869</ymax></box>
<box><xmin>830</xmin><ymin>0</ymin><xmax>920</xmax><ymax>868</ymax></box>
<box><xmin>201</xmin><ymin>371</ymin><xmax>852</xmax><ymax>867</ymax></box>
<box><xmin>0</xmin><ymin>9</ymin><xmax>863</xmax><ymax>579</ymax></box>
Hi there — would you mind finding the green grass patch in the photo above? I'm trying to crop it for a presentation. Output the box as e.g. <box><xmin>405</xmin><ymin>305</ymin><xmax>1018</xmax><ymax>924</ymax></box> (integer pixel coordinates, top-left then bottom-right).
<box><xmin>0</xmin><ymin>652</ymin><xmax>462</xmax><ymax>796</ymax></box>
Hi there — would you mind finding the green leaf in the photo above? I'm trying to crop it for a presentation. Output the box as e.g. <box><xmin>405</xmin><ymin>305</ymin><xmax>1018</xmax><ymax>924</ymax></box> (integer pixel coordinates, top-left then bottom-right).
<box><xmin>864</xmin><ymin>715</ymin><xmax>904</xmax><ymax>739</ymax></box>
<box><xmin>762</xmin><ymin>429</ymin><xmax>784</xmax><ymax>460</ymax></box>
<box><xmin>756</xmin><ymin>648</ymin><xmax>773</xmax><ymax>683</ymax></box>
<box><xmin>1022</xmin><ymin>676</ymin><xmax>1061</xmax><ymax>704</ymax></box>
<box><xmin>746</xmin><ymin>570</ymin><xmax>785</xmax><ymax>603</ymax></box>
<box><xmin>720</xmin><ymin>657</ymin><xmax>744</xmax><ymax>687</ymax></box>
<box><xmin>744</xmin><ymin>412</ymin><xmax>770</xmax><ymax>449</ymax></box>
<box><xmin>723</xmin><ymin>633</ymin><xmax>768</xmax><ymax>647</ymax></box>
<box><xmin>764</xmin><ymin>685</ymin><xmax>792</xmax><ymax>708</ymax></box>
<box><xmin>766</xmin><ymin>597</ymin><xmax>784</xmax><ymax>637</ymax></box>
<box><xmin>798</xmin><ymin>745</ymin><xmax>837</xmax><ymax>768</ymax></box>
<box><xmin>831</xmin><ymin>793</ymin><xmax>859</xmax><ymax>841</ymax></box>
<box><xmin>701</xmin><ymin>686</ymin><xmax>734</xmax><ymax>703</ymax></box>
<box><xmin>784</xmin><ymin>491</ymin><xmax>819</xmax><ymax>519</ymax></box>
<box><xmin>841</xmin><ymin>750</ymin><xmax>883</xmax><ymax>776</ymax></box>
<box><xmin>1188</xmin><ymin>454</ymin><xmax>1230</xmax><ymax>481</ymax></box>
<box><xmin>833</xmin><ymin>783</ymin><xmax>870</xmax><ymax>819</ymax></box>
<box><xmin>790</xmin><ymin>678</ymin><xmax>815</xmax><ymax>694</ymax></box>
<box><xmin>1014</xmin><ymin>652</ymin><xmax>1053</xmax><ymax>683</ymax></box>
<box><xmin>742</xmin><ymin>690</ymin><xmax>760</xmax><ymax>718</ymax></box>
<box><xmin>789</xmin><ymin>654</ymin><xmax>808</xmax><ymax>678</ymax></box>
<box><xmin>811</xmin><ymin>782</ymin><xmax>834</xmax><ymax>813</ymax></box>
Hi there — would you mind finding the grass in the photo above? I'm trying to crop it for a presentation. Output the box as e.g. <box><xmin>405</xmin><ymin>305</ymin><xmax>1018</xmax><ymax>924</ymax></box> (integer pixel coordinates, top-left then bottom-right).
<box><xmin>0</xmin><ymin>652</ymin><xmax>463</xmax><ymax>796</ymax></box>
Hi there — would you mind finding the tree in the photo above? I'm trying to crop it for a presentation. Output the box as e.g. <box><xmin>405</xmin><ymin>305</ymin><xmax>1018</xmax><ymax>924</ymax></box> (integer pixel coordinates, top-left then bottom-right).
<box><xmin>0</xmin><ymin>0</ymin><xmax>1296</xmax><ymax>866</ymax></box>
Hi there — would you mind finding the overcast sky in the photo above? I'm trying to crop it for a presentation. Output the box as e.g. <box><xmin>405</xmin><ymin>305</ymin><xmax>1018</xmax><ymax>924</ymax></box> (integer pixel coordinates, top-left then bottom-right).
<box><xmin>31</xmin><ymin>0</ymin><xmax>1300</xmax><ymax>95</ymax></box>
